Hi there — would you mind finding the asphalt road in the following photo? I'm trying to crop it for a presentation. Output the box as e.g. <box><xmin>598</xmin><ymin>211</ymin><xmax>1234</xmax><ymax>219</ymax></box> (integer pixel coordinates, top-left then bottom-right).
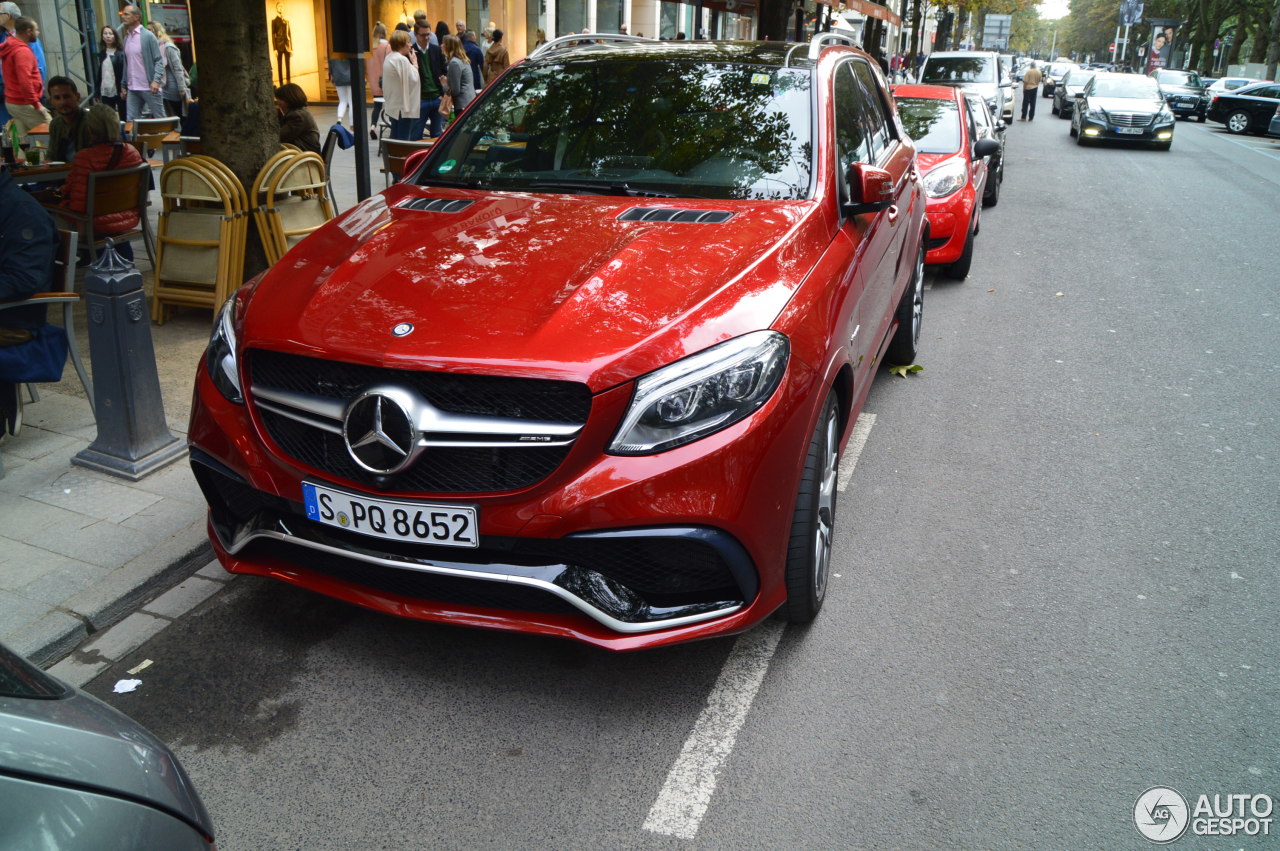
<box><xmin>86</xmin><ymin>113</ymin><xmax>1280</xmax><ymax>850</ymax></box>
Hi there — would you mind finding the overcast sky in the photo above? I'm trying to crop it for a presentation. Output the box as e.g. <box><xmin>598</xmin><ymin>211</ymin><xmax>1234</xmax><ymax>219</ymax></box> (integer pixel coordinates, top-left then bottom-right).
<box><xmin>1039</xmin><ymin>0</ymin><xmax>1071</xmax><ymax>20</ymax></box>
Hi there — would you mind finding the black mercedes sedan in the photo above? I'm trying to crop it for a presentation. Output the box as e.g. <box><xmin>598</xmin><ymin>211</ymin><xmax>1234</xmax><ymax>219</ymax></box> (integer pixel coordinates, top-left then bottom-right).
<box><xmin>1207</xmin><ymin>80</ymin><xmax>1280</xmax><ymax>134</ymax></box>
<box><xmin>1070</xmin><ymin>73</ymin><xmax>1175</xmax><ymax>150</ymax></box>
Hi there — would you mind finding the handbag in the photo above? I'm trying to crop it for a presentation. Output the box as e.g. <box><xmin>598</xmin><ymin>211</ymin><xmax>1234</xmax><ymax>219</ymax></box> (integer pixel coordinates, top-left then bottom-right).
<box><xmin>0</xmin><ymin>324</ymin><xmax>69</xmax><ymax>383</ymax></box>
<box><xmin>439</xmin><ymin>94</ymin><xmax>454</xmax><ymax>116</ymax></box>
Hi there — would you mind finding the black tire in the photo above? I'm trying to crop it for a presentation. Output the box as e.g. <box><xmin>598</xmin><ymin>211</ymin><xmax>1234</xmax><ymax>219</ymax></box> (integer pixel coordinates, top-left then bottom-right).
<box><xmin>1075</xmin><ymin>127</ymin><xmax>1089</xmax><ymax>145</ymax></box>
<box><xmin>1196</xmin><ymin>113</ymin><xmax>1207</xmax><ymax>123</ymax></box>
<box><xmin>1059</xmin><ymin>105</ymin><xmax>1071</xmax><ymax>120</ymax></box>
<box><xmin>1051</xmin><ymin>102</ymin><xmax>1060</xmax><ymax>116</ymax></box>
<box><xmin>1069</xmin><ymin>121</ymin><xmax>1078</xmax><ymax>137</ymax></box>
<box><xmin>886</xmin><ymin>240</ymin><xmax>925</xmax><ymax>363</ymax></box>
<box><xmin>783</xmin><ymin>393</ymin><xmax>839</xmax><ymax>624</ymax></box>
<box><xmin>982</xmin><ymin>168</ymin><xmax>1000</xmax><ymax>207</ymax></box>
<box><xmin>944</xmin><ymin>224</ymin><xmax>974</xmax><ymax>280</ymax></box>
<box><xmin>1226</xmin><ymin>110</ymin><xmax>1251</xmax><ymax>134</ymax></box>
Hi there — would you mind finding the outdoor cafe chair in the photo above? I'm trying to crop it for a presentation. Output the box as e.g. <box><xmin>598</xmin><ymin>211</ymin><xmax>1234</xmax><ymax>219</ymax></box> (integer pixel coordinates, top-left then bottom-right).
<box><xmin>54</xmin><ymin>161</ymin><xmax>157</xmax><ymax>271</ymax></box>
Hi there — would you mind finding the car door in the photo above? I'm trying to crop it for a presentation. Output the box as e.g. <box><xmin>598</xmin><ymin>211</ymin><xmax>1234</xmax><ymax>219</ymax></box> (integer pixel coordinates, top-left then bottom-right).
<box><xmin>844</xmin><ymin>58</ymin><xmax>916</xmax><ymax>357</ymax></box>
<box><xmin>1244</xmin><ymin>85</ymin><xmax>1280</xmax><ymax>129</ymax></box>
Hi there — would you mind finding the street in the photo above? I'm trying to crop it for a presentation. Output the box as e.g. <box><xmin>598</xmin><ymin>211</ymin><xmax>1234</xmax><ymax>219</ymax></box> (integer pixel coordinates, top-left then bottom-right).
<box><xmin>83</xmin><ymin>114</ymin><xmax>1280</xmax><ymax>849</ymax></box>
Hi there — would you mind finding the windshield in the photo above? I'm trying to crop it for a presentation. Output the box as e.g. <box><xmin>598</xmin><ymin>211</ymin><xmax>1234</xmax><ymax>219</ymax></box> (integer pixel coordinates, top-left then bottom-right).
<box><xmin>895</xmin><ymin>98</ymin><xmax>961</xmax><ymax>154</ymax></box>
<box><xmin>1158</xmin><ymin>70</ymin><xmax>1202</xmax><ymax>87</ymax></box>
<box><xmin>415</xmin><ymin>59</ymin><xmax>814</xmax><ymax>201</ymax></box>
<box><xmin>922</xmin><ymin>57</ymin><xmax>994</xmax><ymax>84</ymax></box>
<box><xmin>1089</xmin><ymin>76</ymin><xmax>1160</xmax><ymax>98</ymax></box>
<box><xmin>1064</xmin><ymin>72</ymin><xmax>1096</xmax><ymax>89</ymax></box>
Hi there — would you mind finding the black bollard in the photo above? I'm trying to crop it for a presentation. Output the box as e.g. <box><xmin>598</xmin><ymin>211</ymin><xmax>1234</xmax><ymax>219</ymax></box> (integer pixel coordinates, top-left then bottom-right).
<box><xmin>72</xmin><ymin>242</ymin><xmax>186</xmax><ymax>480</ymax></box>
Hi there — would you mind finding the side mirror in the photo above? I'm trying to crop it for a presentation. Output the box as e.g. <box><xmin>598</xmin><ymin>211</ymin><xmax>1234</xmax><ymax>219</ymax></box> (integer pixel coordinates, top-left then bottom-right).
<box><xmin>995</xmin><ymin>120</ymin><xmax>1007</xmax><ymax>133</ymax></box>
<box><xmin>403</xmin><ymin>149</ymin><xmax>432</xmax><ymax>179</ymax></box>
<box><xmin>974</xmin><ymin>139</ymin><xmax>1000</xmax><ymax>159</ymax></box>
<box><xmin>843</xmin><ymin>163</ymin><xmax>894</xmax><ymax>215</ymax></box>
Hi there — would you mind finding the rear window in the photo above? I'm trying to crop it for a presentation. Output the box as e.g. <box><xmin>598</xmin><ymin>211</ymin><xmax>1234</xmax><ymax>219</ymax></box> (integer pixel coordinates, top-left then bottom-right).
<box><xmin>895</xmin><ymin>97</ymin><xmax>961</xmax><ymax>154</ymax></box>
<box><xmin>417</xmin><ymin>59</ymin><xmax>814</xmax><ymax>201</ymax></box>
<box><xmin>1158</xmin><ymin>70</ymin><xmax>1202</xmax><ymax>87</ymax></box>
<box><xmin>922</xmin><ymin>57</ymin><xmax>994</xmax><ymax>84</ymax></box>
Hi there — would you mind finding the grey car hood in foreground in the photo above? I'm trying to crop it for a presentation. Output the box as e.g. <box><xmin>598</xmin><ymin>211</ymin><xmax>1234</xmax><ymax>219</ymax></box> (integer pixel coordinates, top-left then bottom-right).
<box><xmin>0</xmin><ymin>644</ymin><xmax>214</xmax><ymax>845</ymax></box>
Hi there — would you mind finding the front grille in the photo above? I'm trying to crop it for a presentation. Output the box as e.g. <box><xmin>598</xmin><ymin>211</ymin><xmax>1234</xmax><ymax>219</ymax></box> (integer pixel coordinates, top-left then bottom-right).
<box><xmin>247</xmin><ymin>349</ymin><xmax>592</xmax><ymax>493</ymax></box>
<box><xmin>1109</xmin><ymin>112</ymin><xmax>1154</xmax><ymax>127</ymax></box>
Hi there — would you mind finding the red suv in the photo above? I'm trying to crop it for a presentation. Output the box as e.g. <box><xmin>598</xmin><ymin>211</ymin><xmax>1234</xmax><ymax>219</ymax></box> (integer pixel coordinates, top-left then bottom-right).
<box><xmin>190</xmin><ymin>36</ymin><xmax>927</xmax><ymax>650</ymax></box>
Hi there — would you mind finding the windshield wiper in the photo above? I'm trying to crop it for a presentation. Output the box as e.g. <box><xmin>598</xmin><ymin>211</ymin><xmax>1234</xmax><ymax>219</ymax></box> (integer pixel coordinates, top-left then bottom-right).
<box><xmin>527</xmin><ymin>180</ymin><xmax>681</xmax><ymax>198</ymax></box>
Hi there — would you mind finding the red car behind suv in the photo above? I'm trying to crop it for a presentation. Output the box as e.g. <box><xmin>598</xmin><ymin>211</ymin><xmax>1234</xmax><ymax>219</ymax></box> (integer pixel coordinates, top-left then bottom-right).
<box><xmin>190</xmin><ymin>35</ymin><xmax>927</xmax><ymax>650</ymax></box>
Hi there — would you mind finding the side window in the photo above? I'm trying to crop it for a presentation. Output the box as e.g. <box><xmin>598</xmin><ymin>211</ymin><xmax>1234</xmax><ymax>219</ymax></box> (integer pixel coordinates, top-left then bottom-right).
<box><xmin>850</xmin><ymin>61</ymin><xmax>893</xmax><ymax>161</ymax></box>
<box><xmin>834</xmin><ymin>63</ymin><xmax>873</xmax><ymax>168</ymax></box>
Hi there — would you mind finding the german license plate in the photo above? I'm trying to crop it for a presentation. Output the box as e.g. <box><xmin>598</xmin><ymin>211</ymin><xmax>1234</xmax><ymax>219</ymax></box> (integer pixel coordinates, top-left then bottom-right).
<box><xmin>1116</xmin><ymin>127</ymin><xmax>1143</xmax><ymax>135</ymax></box>
<box><xmin>302</xmin><ymin>482</ymin><xmax>479</xmax><ymax>548</ymax></box>
<box><xmin>1177</xmin><ymin>99</ymin><xmax>1195</xmax><ymax>107</ymax></box>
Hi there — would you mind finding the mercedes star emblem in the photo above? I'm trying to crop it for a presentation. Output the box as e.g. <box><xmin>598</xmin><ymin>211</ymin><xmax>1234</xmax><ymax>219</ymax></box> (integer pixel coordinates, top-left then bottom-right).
<box><xmin>342</xmin><ymin>391</ymin><xmax>418</xmax><ymax>474</ymax></box>
<box><xmin>392</xmin><ymin>322</ymin><xmax>414</xmax><ymax>337</ymax></box>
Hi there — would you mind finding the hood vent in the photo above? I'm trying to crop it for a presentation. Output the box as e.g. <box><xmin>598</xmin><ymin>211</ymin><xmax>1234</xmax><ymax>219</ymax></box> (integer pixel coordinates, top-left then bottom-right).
<box><xmin>398</xmin><ymin>198</ymin><xmax>475</xmax><ymax>213</ymax></box>
<box><xmin>619</xmin><ymin>207</ymin><xmax>735</xmax><ymax>224</ymax></box>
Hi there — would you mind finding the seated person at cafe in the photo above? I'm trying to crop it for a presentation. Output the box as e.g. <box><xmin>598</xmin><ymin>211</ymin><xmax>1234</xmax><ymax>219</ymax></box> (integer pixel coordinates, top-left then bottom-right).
<box><xmin>46</xmin><ymin>75</ymin><xmax>91</xmax><ymax>162</ymax></box>
<box><xmin>45</xmin><ymin>104</ymin><xmax>143</xmax><ymax>260</ymax></box>
<box><xmin>274</xmin><ymin>83</ymin><xmax>321</xmax><ymax>154</ymax></box>
<box><xmin>0</xmin><ymin>163</ymin><xmax>58</xmax><ymax>437</ymax></box>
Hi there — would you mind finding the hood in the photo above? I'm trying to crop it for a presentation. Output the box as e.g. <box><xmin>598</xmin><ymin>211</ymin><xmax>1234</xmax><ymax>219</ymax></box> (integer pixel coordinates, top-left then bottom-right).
<box><xmin>244</xmin><ymin>186</ymin><xmax>820</xmax><ymax>391</ymax></box>
<box><xmin>0</xmin><ymin>664</ymin><xmax>213</xmax><ymax>840</ymax></box>
<box><xmin>1159</xmin><ymin>84</ymin><xmax>1205</xmax><ymax>95</ymax></box>
<box><xmin>1087</xmin><ymin>96</ymin><xmax>1165</xmax><ymax>113</ymax></box>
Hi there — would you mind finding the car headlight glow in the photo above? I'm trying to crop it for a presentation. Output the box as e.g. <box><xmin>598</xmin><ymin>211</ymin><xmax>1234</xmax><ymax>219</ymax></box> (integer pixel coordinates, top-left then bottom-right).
<box><xmin>608</xmin><ymin>331</ymin><xmax>788</xmax><ymax>455</ymax></box>
<box><xmin>922</xmin><ymin>160</ymin><xmax>967</xmax><ymax>198</ymax></box>
<box><xmin>207</xmin><ymin>296</ymin><xmax>243</xmax><ymax>404</ymax></box>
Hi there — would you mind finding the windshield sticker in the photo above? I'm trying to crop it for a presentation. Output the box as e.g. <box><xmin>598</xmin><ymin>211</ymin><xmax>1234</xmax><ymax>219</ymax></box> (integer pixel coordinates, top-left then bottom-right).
<box><xmin>751</xmin><ymin>73</ymin><xmax>770</xmax><ymax>85</ymax></box>
<box><xmin>439</xmin><ymin>160</ymin><xmax>457</xmax><ymax>173</ymax></box>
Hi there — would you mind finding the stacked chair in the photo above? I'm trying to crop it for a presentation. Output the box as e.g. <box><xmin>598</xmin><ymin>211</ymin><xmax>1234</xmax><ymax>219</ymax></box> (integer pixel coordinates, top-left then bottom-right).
<box><xmin>151</xmin><ymin>155</ymin><xmax>249</xmax><ymax>324</ymax></box>
<box><xmin>251</xmin><ymin>150</ymin><xmax>336</xmax><ymax>265</ymax></box>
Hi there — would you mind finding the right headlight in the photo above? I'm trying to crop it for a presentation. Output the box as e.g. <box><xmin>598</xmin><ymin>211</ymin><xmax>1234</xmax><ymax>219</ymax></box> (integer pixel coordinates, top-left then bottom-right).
<box><xmin>608</xmin><ymin>331</ymin><xmax>788</xmax><ymax>455</ymax></box>
<box><xmin>922</xmin><ymin>160</ymin><xmax>967</xmax><ymax>198</ymax></box>
<box><xmin>207</xmin><ymin>296</ymin><xmax>243</xmax><ymax>404</ymax></box>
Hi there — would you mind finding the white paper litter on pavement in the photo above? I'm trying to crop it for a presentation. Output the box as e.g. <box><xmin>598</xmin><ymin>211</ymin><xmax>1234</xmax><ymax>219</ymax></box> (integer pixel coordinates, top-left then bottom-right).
<box><xmin>113</xmin><ymin>679</ymin><xmax>142</xmax><ymax>694</ymax></box>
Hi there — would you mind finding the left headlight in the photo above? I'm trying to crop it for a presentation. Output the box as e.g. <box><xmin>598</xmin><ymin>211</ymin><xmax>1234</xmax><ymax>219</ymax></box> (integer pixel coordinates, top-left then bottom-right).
<box><xmin>922</xmin><ymin>160</ymin><xmax>967</xmax><ymax>198</ymax></box>
<box><xmin>609</xmin><ymin>331</ymin><xmax>789</xmax><ymax>455</ymax></box>
<box><xmin>207</xmin><ymin>296</ymin><xmax>243</xmax><ymax>404</ymax></box>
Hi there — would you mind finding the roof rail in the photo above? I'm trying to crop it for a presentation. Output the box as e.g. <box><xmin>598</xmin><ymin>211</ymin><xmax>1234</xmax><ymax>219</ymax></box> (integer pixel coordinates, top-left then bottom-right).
<box><xmin>785</xmin><ymin>32</ymin><xmax>858</xmax><ymax>67</ymax></box>
<box><xmin>529</xmin><ymin>33</ymin><xmax>661</xmax><ymax>59</ymax></box>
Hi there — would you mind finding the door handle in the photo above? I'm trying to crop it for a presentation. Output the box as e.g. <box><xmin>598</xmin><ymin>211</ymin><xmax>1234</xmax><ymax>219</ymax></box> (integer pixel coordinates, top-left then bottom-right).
<box><xmin>887</xmin><ymin>205</ymin><xmax>899</xmax><ymax>223</ymax></box>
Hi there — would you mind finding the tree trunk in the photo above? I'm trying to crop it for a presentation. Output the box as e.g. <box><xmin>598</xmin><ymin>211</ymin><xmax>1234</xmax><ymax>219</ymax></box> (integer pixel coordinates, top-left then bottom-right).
<box><xmin>1267</xmin><ymin>0</ymin><xmax>1280</xmax><ymax>80</ymax></box>
<box><xmin>952</xmin><ymin>8</ymin><xmax>968</xmax><ymax>49</ymax></box>
<box><xmin>189</xmin><ymin>0</ymin><xmax>280</xmax><ymax>280</ymax></box>
<box><xmin>909</xmin><ymin>0</ymin><xmax>923</xmax><ymax>68</ymax></box>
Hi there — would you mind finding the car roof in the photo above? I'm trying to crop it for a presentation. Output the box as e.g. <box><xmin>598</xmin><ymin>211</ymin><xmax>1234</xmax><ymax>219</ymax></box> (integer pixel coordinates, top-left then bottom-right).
<box><xmin>926</xmin><ymin>50</ymin><xmax>998</xmax><ymax>59</ymax></box>
<box><xmin>893</xmin><ymin>83</ymin><xmax>965</xmax><ymax>101</ymax></box>
<box><xmin>524</xmin><ymin>39</ymin><xmax>828</xmax><ymax>69</ymax></box>
<box><xmin>1233</xmin><ymin>80</ymin><xmax>1279</xmax><ymax>94</ymax></box>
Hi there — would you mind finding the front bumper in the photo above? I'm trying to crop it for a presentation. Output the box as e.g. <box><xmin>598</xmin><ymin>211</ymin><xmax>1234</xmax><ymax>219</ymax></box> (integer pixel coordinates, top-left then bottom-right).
<box><xmin>1078</xmin><ymin>115</ymin><xmax>1174</xmax><ymax>143</ymax></box>
<box><xmin>1164</xmin><ymin>94</ymin><xmax>1208</xmax><ymax>117</ymax></box>
<box><xmin>923</xmin><ymin>196</ymin><xmax>973</xmax><ymax>265</ymax></box>
<box><xmin>187</xmin><ymin>351</ymin><xmax>814</xmax><ymax>650</ymax></box>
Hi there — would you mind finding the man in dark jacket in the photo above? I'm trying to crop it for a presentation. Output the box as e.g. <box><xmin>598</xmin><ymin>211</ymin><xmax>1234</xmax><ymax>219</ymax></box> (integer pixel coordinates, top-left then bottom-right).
<box><xmin>0</xmin><ymin>165</ymin><xmax>57</xmax><ymax>436</ymax></box>
<box><xmin>410</xmin><ymin>22</ymin><xmax>445</xmax><ymax>138</ymax></box>
<box><xmin>46</xmin><ymin>76</ymin><xmax>90</xmax><ymax>162</ymax></box>
<box><xmin>462</xmin><ymin>30</ymin><xmax>484</xmax><ymax>90</ymax></box>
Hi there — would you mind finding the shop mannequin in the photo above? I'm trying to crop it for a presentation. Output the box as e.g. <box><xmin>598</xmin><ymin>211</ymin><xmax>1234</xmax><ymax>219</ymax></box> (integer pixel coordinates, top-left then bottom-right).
<box><xmin>272</xmin><ymin>3</ymin><xmax>291</xmax><ymax>84</ymax></box>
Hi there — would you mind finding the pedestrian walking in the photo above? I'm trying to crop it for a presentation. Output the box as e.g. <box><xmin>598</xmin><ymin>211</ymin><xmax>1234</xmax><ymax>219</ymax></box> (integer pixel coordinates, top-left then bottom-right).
<box><xmin>442</xmin><ymin>34</ymin><xmax>475</xmax><ymax>115</ymax></box>
<box><xmin>483</xmin><ymin>29</ymin><xmax>509</xmax><ymax>81</ymax></box>
<box><xmin>117</xmin><ymin>4</ymin><xmax>165</xmax><ymax>120</ymax></box>
<box><xmin>147</xmin><ymin>21</ymin><xmax>189</xmax><ymax>118</ymax></box>
<box><xmin>97</xmin><ymin>26</ymin><xmax>126</xmax><ymax>121</ymax></box>
<box><xmin>1020</xmin><ymin>60</ymin><xmax>1041</xmax><ymax>121</ymax></box>
<box><xmin>381</xmin><ymin>29</ymin><xmax>419</xmax><ymax>141</ymax></box>
<box><xmin>327</xmin><ymin>55</ymin><xmax>352</xmax><ymax>123</ymax></box>
<box><xmin>367</xmin><ymin>21</ymin><xmax>390</xmax><ymax>139</ymax></box>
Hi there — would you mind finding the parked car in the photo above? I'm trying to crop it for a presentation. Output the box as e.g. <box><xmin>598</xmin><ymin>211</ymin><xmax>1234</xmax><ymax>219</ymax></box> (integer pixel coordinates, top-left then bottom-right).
<box><xmin>0</xmin><ymin>642</ymin><xmax>215</xmax><ymax>849</ymax></box>
<box><xmin>918</xmin><ymin>50</ymin><xmax>1016</xmax><ymax>124</ymax></box>
<box><xmin>1269</xmin><ymin>103</ymin><xmax>1280</xmax><ymax>138</ymax></box>
<box><xmin>1205</xmin><ymin>76</ymin><xmax>1259</xmax><ymax>99</ymax></box>
<box><xmin>895</xmin><ymin>83</ymin><xmax>998</xmax><ymax>279</ymax></box>
<box><xmin>963</xmin><ymin>90</ymin><xmax>1006</xmax><ymax>206</ymax></box>
<box><xmin>1148</xmin><ymin>68</ymin><xmax>1209</xmax><ymax>120</ymax></box>
<box><xmin>1041</xmin><ymin>61</ymin><xmax>1079</xmax><ymax>98</ymax></box>
<box><xmin>188</xmin><ymin>37</ymin><xmax>929</xmax><ymax>651</ymax></box>
<box><xmin>1052</xmin><ymin>68</ymin><xmax>1097</xmax><ymax>118</ymax></box>
<box><xmin>1071</xmin><ymin>72</ymin><xmax>1175</xmax><ymax>149</ymax></box>
<box><xmin>1207</xmin><ymin>80</ymin><xmax>1280</xmax><ymax>134</ymax></box>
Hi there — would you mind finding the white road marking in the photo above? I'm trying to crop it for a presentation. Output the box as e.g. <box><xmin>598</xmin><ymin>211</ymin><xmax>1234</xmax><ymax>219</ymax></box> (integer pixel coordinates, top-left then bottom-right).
<box><xmin>642</xmin><ymin>620</ymin><xmax>786</xmax><ymax>840</ymax></box>
<box><xmin>837</xmin><ymin>412</ymin><xmax>876</xmax><ymax>492</ymax></box>
<box><xmin>1196</xmin><ymin>125</ymin><xmax>1280</xmax><ymax>163</ymax></box>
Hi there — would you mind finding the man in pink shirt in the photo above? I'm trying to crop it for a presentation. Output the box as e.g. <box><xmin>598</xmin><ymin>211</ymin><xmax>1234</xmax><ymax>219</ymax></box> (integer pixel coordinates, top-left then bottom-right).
<box><xmin>117</xmin><ymin>4</ymin><xmax>164</xmax><ymax>120</ymax></box>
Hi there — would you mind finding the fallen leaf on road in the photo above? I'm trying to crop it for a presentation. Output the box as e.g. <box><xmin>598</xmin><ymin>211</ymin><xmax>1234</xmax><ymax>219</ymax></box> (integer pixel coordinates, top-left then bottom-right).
<box><xmin>889</xmin><ymin>364</ymin><xmax>924</xmax><ymax>378</ymax></box>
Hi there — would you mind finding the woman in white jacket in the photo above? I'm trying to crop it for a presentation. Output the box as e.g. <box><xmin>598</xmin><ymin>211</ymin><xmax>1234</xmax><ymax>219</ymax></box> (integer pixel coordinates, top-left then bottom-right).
<box><xmin>381</xmin><ymin>30</ymin><xmax>420</xmax><ymax>140</ymax></box>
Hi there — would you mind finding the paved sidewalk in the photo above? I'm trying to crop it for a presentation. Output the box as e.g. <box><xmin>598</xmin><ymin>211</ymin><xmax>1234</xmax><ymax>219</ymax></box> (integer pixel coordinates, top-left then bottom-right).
<box><xmin>1</xmin><ymin>105</ymin><xmax>379</xmax><ymax>667</ymax></box>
